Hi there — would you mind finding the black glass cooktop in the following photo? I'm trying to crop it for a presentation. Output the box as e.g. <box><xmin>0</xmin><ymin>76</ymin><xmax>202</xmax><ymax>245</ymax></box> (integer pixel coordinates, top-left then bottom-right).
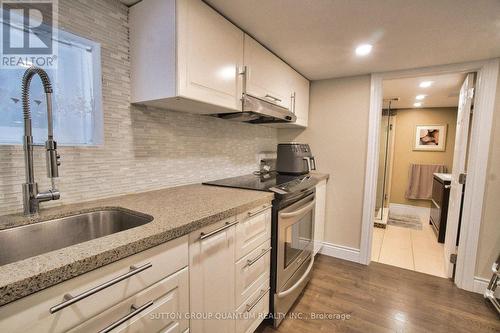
<box><xmin>203</xmin><ymin>172</ymin><xmax>316</xmax><ymax>194</ymax></box>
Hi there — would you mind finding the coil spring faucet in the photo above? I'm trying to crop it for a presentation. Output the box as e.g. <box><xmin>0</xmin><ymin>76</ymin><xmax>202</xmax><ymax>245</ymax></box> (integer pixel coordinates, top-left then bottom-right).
<box><xmin>21</xmin><ymin>66</ymin><xmax>61</xmax><ymax>215</ymax></box>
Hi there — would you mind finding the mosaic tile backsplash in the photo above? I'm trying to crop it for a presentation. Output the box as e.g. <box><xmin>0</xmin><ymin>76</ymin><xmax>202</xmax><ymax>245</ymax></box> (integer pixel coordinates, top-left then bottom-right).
<box><xmin>0</xmin><ymin>0</ymin><xmax>277</xmax><ymax>215</ymax></box>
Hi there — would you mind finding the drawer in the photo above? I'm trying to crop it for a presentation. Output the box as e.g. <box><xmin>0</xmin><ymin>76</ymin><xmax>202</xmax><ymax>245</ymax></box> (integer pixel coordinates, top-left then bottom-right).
<box><xmin>69</xmin><ymin>267</ymin><xmax>189</xmax><ymax>333</ymax></box>
<box><xmin>0</xmin><ymin>236</ymin><xmax>188</xmax><ymax>333</ymax></box>
<box><xmin>235</xmin><ymin>205</ymin><xmax>271</xmax><ymax>260</ymax></box>
<box><xmin>432</xmin><ymin>177</ymin><xmax>443</xmax><ymax>206</ymax></box>
<box><xmin>235</xmin><ymin>239</ymin><xmax>271</xmax><ymax>307</ymax></box>
<box><xmin>235</xmin><ymin>280</ymin><xmax>270</xmax><ymax>333</ymax></box>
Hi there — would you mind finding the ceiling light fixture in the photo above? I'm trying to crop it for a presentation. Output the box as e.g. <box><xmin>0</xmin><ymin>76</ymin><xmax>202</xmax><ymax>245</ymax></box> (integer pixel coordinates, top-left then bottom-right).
<box><xmin>355</xmin><ymin>44</ymin><xmax>372</xmax><ymax>56</ymax></box>
<box><xmin>416</xmin><ymin>94</ymin><xmax>426</xmax><ymax>100</ymax></box>
<box><xmin>413</xmin><ymin>102</ymin><xmax>422</xmax><ymax>107</ymax></box>
<box><xmin>419</xmin><ymin>81</ymin><xmax>433</xmax><ymax>88</ymax></box>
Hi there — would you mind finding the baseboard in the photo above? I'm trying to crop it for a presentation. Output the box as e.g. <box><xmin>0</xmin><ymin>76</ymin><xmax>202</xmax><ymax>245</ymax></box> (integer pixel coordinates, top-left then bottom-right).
<box><xmin>319</xmin><ymin>242</ymin><xmax>361</xmax><ymax>263</ymax></box>
<box><xmin>473</xmin><ymin>276</ymin><xmax>490</xmax><ymax>295</ymax></box>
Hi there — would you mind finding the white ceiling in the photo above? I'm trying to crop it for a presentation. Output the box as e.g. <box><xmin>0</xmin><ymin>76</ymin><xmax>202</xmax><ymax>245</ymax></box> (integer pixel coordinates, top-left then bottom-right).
<box><xmin>382</xmin><ymin>73</ymin><xmax>466</xmax><ymax>109</ymax></box>
<box><xmin>204</xmin><ymin>0</ymin><xmax>500</xmax><ymax>80</ymax></box>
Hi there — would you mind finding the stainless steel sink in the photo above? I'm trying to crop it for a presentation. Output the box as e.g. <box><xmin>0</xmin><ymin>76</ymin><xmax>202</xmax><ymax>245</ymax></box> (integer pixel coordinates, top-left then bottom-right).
<box><xmin>0</xmin><ymin>209</ymin><xmax>154</xmax><ymax>266</ymax></box>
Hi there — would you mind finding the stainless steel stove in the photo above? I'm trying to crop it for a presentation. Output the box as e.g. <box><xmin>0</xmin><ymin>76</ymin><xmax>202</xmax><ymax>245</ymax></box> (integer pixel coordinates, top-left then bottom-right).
<box><xmin>203</xmin><ymin>171</ymin><xmax>317</xmax><ymax>327</ymax></box>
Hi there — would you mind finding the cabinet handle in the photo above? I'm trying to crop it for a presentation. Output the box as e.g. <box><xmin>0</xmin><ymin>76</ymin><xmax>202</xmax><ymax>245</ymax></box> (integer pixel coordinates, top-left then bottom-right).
<box><xmin>246</xmin><ymin>247</ymin><xmax>272</xmax><ymax>267</ymax></box>
<box><xmin>291</xmin><ymin>92</ymin><xmax>296</xmax><ymax>114</ymax></box>
<box><xmin>264</xmin><ymin>94</ymin><xmax>282</xmax><ymax>103</ymax></box>
<box><xmin>247</xmin><ymin>205</ymin><xmax>270</xmax><ymax>218</ymax></box>
<box><xmin>98</xmin><ymin>300</ymin><xmax>154</xmax><ymax>333</ymax></box>
<box><xmin>49</xmin><ymin>263</ymin><xmax>152</xmax><ymax>314</ymax></box>
<box><xmin>280</xmin><ymin>200</ymin><xmax>315</xmax><ymax>219</ymax></box>
<box><xmin>444</xmin><ymin>185</ymin><xmax>451</xmax><ymax>189</ymax></box>
<box><xmin>246</xmin><ymin>287</ymin><xmax>270</xmax><ymax>312</ymax></box>
<box><xmin>200</xmin><ymin>221</ymin><xmax>238</xmax><ymax>240</ymax></box>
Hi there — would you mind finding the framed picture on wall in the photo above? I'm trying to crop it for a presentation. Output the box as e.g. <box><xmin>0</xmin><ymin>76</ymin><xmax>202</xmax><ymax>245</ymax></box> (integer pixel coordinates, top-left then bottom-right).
<box><xmin>413</xmin><ymin>124</ymin><xmax>447</xmax><ymax>151</ymax></box>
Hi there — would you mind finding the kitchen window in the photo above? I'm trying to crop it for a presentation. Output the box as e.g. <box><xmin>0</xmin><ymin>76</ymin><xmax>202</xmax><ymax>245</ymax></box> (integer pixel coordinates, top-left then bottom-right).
<box><xmin>0</xmin><ymin>26</ymin><xmax>103</xmax><ymax>146</ymax></box>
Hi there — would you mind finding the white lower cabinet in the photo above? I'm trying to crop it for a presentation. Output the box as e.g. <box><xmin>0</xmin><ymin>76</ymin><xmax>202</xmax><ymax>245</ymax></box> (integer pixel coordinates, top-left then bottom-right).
<box><xmin>189</xmin><ymin>217</ymin><xmax>237</xmax><ymax>333</ymax></box>
<box><xmin>314</xmin><ymin>179</ymin><xmax>327</xmax><ymax>255</ymax></box>
<box><xmin>235</xmin><ymin>280</ymin><xmax>270</xmax><ymax>333</ymax></box>
<box><xmin>0</xmin><ymin>205</ymin><xmax>273</xmax><ymax>333</ymax></box>
<box><xmin>69</xmin><ymin>267</ymin><xmax>189</xmax><ymax>333</ymax></box>
<box><xmin>0</xmin><ymin>236</ymin><xmax>188</xmax><ymax>333</ymax></box>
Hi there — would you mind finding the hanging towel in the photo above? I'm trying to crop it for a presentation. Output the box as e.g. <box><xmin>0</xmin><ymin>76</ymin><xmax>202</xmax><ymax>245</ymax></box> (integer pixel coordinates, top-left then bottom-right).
<box><xmin>405</xmin><ymin>164</ymin><xmax>447</xmax><ymax>200</ymax></box>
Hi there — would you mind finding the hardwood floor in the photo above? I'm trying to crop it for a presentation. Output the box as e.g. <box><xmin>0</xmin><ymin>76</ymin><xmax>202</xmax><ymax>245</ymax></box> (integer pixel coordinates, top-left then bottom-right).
<box><xmin>257</xmin><ymin>254</ymin><xmax>499</xmax><ymax>333</ymax></box>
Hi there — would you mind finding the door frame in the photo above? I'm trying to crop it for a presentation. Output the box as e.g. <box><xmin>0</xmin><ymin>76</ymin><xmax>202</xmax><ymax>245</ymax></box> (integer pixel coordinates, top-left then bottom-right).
<box><xmin>358</xmin><ymin>59</ymin><xmax>499</xmax><ymax>292</ymax></box>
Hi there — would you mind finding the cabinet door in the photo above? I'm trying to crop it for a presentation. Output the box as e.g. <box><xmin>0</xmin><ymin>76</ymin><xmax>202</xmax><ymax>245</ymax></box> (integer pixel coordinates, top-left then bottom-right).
<box><xmin>189</xmin><ymin>218</ymin><xmax>236</xmax><ymax>333</ymax></box>
<box><xmin>68</xmin><ymin>267</ymin><xmax>189</xmax><ymax>333</ymax></box>
<box><xmin>177</xmin><ymin>0</ymin><xmax>243</xmax><ymax>111</ymax></box>
<box><xmin>243</xmin><ymin>34</ymin><xmax>291</xmax><ymax>109</ymax></box>
<box><xmin>235</xmin><ymin>205</ymin><xmax>271</xmax><ymax>260</ymax></box>
<box><xmin>291</xmin><ymin>72</ymin><xmax>310</xmax><ymax>127</ymax></box>
<box><xmin>314</xmin><ymin>180</ymin><xmax>327</xmax><ymax>255</ymax></box>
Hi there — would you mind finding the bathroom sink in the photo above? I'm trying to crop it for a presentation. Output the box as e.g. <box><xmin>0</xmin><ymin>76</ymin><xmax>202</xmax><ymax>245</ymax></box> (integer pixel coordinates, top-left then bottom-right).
<box><xmin>0</xmin><ymin>209</ymin><xmax>154</xmax><ymax>266</ymax></box>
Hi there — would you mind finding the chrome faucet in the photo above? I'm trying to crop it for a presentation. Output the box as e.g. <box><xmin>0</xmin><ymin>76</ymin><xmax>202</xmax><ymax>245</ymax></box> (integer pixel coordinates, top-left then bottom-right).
<box><xmin>21</xmin><ymin>66</ymin><xmax>61</xmax><ymax>215</ymax></box>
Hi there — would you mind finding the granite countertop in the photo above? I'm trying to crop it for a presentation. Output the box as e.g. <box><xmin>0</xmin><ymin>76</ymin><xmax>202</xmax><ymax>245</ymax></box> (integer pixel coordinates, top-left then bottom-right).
<box><xmin>310</xmin><ymin>171</ymin><xmax>330</xmax><ymax>182</ymax></box>
<box><xmin>0</xmin><ymin>184</ymin><xmax>273</xmax><ymax>306</ymax></box>
<box><xmin>434</xmin><ymin>173</ymin><xmax>452</xmax><ymax>182</ymax></box>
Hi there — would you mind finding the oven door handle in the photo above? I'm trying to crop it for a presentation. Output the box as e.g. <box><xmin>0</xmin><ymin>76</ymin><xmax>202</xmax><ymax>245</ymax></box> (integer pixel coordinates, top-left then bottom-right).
<box><xmin>277</xmin><ymin>256</ymin><xmax>314</xmax><ymax>299</ymax></box>
<box><xmin>280</xmin><ymin>200</ymin><xmax>315</xmax><ymax>219</ymax></box>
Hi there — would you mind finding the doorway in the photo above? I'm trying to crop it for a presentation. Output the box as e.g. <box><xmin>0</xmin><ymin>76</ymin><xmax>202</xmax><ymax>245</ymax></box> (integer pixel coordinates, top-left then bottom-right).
<box><xmin>359</xmin><ymin>59</ymin><xmax>499</xmax><ymax>291</ymax></box>
<box><xmin>371</xmin><ymin>73</ymin><xmax>465</xmax><ymax>278</ymax></box>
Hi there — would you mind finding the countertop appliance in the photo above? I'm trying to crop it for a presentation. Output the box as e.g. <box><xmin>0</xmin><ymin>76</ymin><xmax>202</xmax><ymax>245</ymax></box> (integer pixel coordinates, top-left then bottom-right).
<box><xmin>203</xmin><ymin>171</ymin><xmax>317</xmax><ymax>327</ymax></box>
<box><xmin>276</xmin><ymin>143</ymin><xmax>316</xmax><ymax>175</ymax></box>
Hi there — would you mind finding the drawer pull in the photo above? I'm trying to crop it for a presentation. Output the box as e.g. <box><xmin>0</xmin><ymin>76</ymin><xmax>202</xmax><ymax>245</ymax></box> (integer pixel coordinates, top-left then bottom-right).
<box><xmin>49</xmin><ymin>262</ymin><xmax>152</xmax><ymax>314</ymax></box>
<box><xmin>246</xmin><ymin>247</ymin><xmax>272</xmax><ymax>267</ymax></box>
<box><xmin>247</xmin><ymin>206</ymin><xmax>269</xmax><ymax>218</ymax></box>
<box><xmin>98</xmin><ymin>300</ymin><xmax>154</xmax><ymax>333</ymax></box>
<box><xmin>246</xmin><ymin>287</ymin><xmax>270</xmax><ymax>312</ymax></box>
<box><xmin>200</xmin><ymin>221</ymin><xmax>238</xmax><ymax>240</ymax></box>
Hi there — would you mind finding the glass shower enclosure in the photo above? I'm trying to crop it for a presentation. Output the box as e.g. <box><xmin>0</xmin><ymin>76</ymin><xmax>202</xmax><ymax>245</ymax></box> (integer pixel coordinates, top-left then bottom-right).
<box><xmin>375</xmin><ymin>105</ymin><xmax>396</xmax><ymax>223</ymax></box>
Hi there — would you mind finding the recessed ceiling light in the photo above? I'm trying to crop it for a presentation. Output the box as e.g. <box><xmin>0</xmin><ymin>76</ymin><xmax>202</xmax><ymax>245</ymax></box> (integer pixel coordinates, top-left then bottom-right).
<box><xmin>413</xmin><ymin>102</ymin><xmax>423</xmax><ymax>107</ymax></box>
<box><xmin>419</xmin><ymin>81</ymin><xmax>433</xmax><ymax>88</ymax></box>
<box><xmin>355</xmin><ymin>44</ymin><xmax>372</xmax><ymax>56</ymax></box>
<box><xmin>416</xmin><ymin>94</ymin><xmax>426</xmax><ymax>100</ymax></box>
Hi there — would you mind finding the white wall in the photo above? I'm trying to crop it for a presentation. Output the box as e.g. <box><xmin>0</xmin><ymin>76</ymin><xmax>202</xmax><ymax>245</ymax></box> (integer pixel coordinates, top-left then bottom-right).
<box><xmin>279</xmin><ymin>75</ymin><xmax>371</xmax><ymax>248</ymax></box>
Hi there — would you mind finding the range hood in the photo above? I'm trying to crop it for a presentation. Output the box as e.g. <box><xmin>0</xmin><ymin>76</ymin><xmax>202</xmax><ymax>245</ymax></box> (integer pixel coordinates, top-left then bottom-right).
<box><xmin>214</xmin><ymin>94</ymin><xmax>296</xmax><ymax>124</ymax></box>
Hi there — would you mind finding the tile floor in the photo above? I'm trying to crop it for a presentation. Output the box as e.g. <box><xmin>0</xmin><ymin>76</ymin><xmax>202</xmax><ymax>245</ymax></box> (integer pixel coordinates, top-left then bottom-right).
<box><xmin>371</xmin><ymin>221</ymin><xmax>448</xmax><ymax>278</ymax></box>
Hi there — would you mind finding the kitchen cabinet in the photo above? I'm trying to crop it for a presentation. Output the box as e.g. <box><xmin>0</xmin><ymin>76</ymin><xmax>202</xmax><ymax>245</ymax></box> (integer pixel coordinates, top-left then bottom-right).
<box><xmin>189</xmin><ymin>206</ymin><xmax>271</xmax><ymax>333</ymax></box>
<box><xmin>314</xmin><ymin>179</ymin><xmax>327</xmax><ymax>255</ymax></box>
<box><xmin>0</xmin><ymin>204</ymin><xmax>272</xmax><ymax>333</ymax></box>
<box><xmin>189</xmin><ymin>217</ymin><xmax>237</xmax><ymax>333</ymax></box>
<box><xmin>130</xmin><ymin>0</ymin><xmax>311</xmax><ymax>128</ymax></box>
<box><xmin>0</xmin><ymin>236</ymin><xmax>189</xmax><ymax>333</ymax></box>
<box><xmin>69</xmin><ymin>267</ymin><xmax>189</xmax><ymax>333</ymax></box>
<box><xmin>243</xmin><ymin>34</ymin><xmax>292</xmax><ymax>110</ymax></box>
<box><xmin>130</xmin><ymin>0</ymin><xmax>243</xmax><ymax>113</ymax></box>
<box><xmin>290</xmin><ymin>70</ymin><xmax>310</xmax><ymax>127</ymax></box>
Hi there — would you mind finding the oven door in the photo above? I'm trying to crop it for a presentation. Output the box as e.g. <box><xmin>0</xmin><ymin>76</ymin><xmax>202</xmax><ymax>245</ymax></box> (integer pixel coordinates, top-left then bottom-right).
<box><xmin>276</xmin><ymin>192</ymin><xmax>315</xmax><ymax>291</ymax></box>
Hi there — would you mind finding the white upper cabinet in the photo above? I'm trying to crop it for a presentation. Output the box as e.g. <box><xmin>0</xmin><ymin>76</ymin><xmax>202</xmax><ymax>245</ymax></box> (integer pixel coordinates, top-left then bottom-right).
<box><xmin>289</xmin><ymin>69</ymin><xmax>310</xmax><ymax>127</ymax></box>
<box><xmin>243</xmin><ymin>34</ymin><xmax>292</xmax><ymax>110</ymax></box>
<box><xmin>177</xmin><ymin>0</ymin><xmax>243</xmax><ymax>110</ymax></box>
<box><xmin>130</xmin><ymin>0</ymin><xmax>243</xmax><ymax>113</ymax></box>
<box><xmin>130</xmin><ymin>0</ymin><xmax>310</xmax><ymax>126</ymax></box>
